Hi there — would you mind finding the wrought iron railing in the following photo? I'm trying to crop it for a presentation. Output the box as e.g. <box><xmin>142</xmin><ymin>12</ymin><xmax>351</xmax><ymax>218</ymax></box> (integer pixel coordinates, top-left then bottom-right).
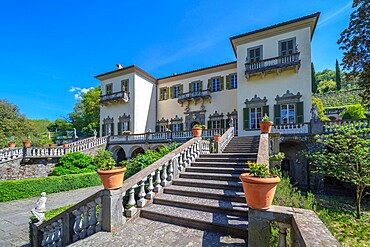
<box><xmin>100</xmin><ymin>91</ymin><xmax>129</xmax><ymax>104</ymax></box>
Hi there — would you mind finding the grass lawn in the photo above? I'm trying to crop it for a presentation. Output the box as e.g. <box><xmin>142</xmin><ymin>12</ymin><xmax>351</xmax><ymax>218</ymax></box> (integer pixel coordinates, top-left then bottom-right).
<box><xmin>316</xmin><ymin>195</ymin><xmax>370</xmax><ymax>247</ymax></box>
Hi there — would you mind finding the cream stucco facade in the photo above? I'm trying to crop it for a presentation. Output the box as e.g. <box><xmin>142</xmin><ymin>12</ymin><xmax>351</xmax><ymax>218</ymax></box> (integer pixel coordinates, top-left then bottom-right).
<box><xmin>95</xmin><ymin>13</ymin><xmax>320</xmax><ymax>138</ymax></box>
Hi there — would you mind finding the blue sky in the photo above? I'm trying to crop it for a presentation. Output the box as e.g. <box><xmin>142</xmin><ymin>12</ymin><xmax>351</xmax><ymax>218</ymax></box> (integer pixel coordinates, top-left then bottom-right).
<box><xmin>0</xmin><ymin>0</ymin><xmax>353</xmax><ymax>120</ymax></box>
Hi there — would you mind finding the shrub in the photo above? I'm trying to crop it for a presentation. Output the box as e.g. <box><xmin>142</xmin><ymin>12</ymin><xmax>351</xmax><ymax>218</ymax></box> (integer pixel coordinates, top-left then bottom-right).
<box><xmin>50</xmin><ymin>152</ymin><xmax>95</xmax><ymax>176</ymax></box>
<box><xmin>92</xmin><ymin>150</ymin><xmax>117</xmax><ymax>170</ymax></box>
<box><xmin>0</xmin><ymin>173</ymin><xmax>101</xmax><ymax>202</ymax></box>
<box><xmin>340</xmin><ymin>104</ymin><xmax>367</xmax><ymax>120</ymax></box>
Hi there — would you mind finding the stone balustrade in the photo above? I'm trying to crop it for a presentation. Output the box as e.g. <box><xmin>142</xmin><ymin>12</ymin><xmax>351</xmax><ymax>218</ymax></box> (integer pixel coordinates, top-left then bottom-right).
<box><xmin>217</xmin><ymin>127</ymin><xmax>234</xmax><ymax>153</ymax></box>
<box><xmin>322</xmin><ymin>118</ymin><xmax>370</xmax><ymax>133</ymax></box>
<box><xmin>272</xmin><ymin>122</ymin><xmax>310</xmax><ymax>135</ymax></box>
<box><xmin>0</xmin><ymin>147</ymin><xmax>23</xmax><ymax>163</ymax></box>
<box><xmin>32</xmin><ymin>137</ymin><xmax>210</xmax><ymax>246</ymax></box>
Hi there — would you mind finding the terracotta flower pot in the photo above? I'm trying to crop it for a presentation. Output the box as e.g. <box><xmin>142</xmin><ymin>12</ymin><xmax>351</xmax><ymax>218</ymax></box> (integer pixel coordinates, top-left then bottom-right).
<box><xmin>23</xmin><ymin>141</ymin><xmax>31</xmax><ymax>147</ymax></box>
<box><xmin>239</xmin><ymin>173</ymin><xmax>280</xmax><ymax>210</ymax></box>
<box><xmin>260</xmin><ymin>121</ymin><xmax>273</xmax><ymax>134</ymax></box>
<box><xmin>97</xmin><ymin>167</ymin><xmax>127</xmax><ymax>190</ymax></box>
<box><xmin>191</xmin><ymin>128</ymin><xmax>202</xmax><ymax>137</ymax></box>
<box><xmin>214</xmin><ymin>134</ymin><xmax>221</xmax><ymax>142</ymax></box>
<box><xmin>63</xmin><ymin>143</ymin><xmax>68</xmax><ymax>148</ymax></box>
<box><xmin>49</xmin><ymin>144</ymin><xmax>56</xmax><ymax>147</ymax></box>
<box><xmin>8</xmin><ymin>142</ymin><xmax>16</xmax><ymax>148</ymax></box>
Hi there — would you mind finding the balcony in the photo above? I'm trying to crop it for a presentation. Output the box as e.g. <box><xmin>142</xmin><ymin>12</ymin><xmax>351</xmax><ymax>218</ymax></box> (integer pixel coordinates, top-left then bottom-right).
<box><xmin>178</xmin><ymin>90</ymin><xmax>211</xmax><ymax>105</ymax></box>
<box><xmin>245</xmin><ymin>52</ymin><xmax>300</xmax><ymax>79</ymax></box>
<box><xmin>100</xmin><ymin>91</ymin><xmax>130</xmax><ymax>105</ymax></box>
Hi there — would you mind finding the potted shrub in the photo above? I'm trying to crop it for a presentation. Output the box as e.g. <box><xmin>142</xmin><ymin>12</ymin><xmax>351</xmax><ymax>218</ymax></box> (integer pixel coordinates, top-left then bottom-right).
<box><xmin>214</xmin><ymin>134</ymin><xmax>221</xmax><ymax>142</ymax></box>
<box><xmin>63</xmin><ymin>141</ymin><xmax>68</xmax><ymax>148</ymax></box>
<box><xmin>23</xmin><ymin>139</ymin><xmax>31</xmax><ymax>147</ymax></box>
<box><xmin>192</xmin><ymin>124</ymin><xmax>203</xmax><ymax>137</ymax></box>
<box><xmin>49</xmin><ymin>143</ymin><xmax>56</xmax><ymax>147</ymax></box>
<box><xmin>93</xmin><ymin>150</ymin><xmax>127</xmax><ymax>190</ymax></box>
<box><xmin>269</xmin><ymin>152</ymin><xmax>285</xmax><ymax>169</ymax></box>
<box><xmin>260</xmin><ymin>114</ymin><xmax>273</xmax><ymax>134</ymax></box>
<box><xmin>239</xmin><ymin>162</ymin><xmax>280</xmax><ymax>210</ymax></box>
<box><xmin>8</xmin><ymin>142</ymin><xmax>16</xmax><ymax>148</ymax></box>
<box><xmin>122</xmin><ymin>131</ymin><xmax>131</xmax><ymax>135</ymax></box>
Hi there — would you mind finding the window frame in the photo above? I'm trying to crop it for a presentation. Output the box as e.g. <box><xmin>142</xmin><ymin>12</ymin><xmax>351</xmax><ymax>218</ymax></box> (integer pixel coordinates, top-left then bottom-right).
<box><xmin>121</xmin><ymin>79</ymin><xmax>129</xmax><ymax>92</ymax></box>
<box><xmin>212</xmin><ymin>77</ymin><xmax>221</xmax><ymax>92</ymax></box>
<box><xmin>280</xmin><ymin>103</ymin><xmax>296</xmax><ymax>124</ymax></box>
<box><xmin>247</xmin><ymin>45</ymin><xmax>263</xmax><ymax>63</ymax></box>
<box><xmin>173</xmin><ymin>85</ymin><xmax>180</xmax><ymax>98</ymax></box>
<box><xmin>249</xmin><ymin>107</ymin><xmax>263</xmax><ymax>129</ymax></box>
<box><xmin>230</xmin><ymin>74</ymin><xmax>237</xmax><ymax>89</ymax></box>
<box><xmin>159</xmin><ymin>87</ymin><xmax>168</xmax><ymax>101</ymax></box>
<box><xmin>278</xmin><ymin>37</ymin><xmax>296</xmax><ymax>56</ymax></box>
<box><xmin>106</xmin><ymin>83</ymin><xmax>113</xmax><ymax>95</ymax></box>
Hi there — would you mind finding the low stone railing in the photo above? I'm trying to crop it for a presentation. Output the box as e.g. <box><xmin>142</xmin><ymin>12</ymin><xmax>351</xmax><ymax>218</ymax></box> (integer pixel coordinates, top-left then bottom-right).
<box><xmin>217</xmin><ymin>127</ymin><xmax>234</xmax><ymax>153</ymax></box>
<box><xmin>272</xmin><ymin>122</ymin><xmax>310</xmax><ymax>135</ymax></box>
<box><xmin>322</xmin><ymin>118</ymin><xmax>370</xmax><ymax>133</ymax></box>
<box><xmin>248</xmin><ymin>206</ymin><xmax>340</xmax><ymax>247</ymax></box>
<box><xmin>32</xmin><ymin>137</ymin><xmax>210</xmax><ymax>246</ymax></box>
<box><xmin>0</xmin><ymin>147</ymin><xmax>23</xmax><ymax>163</ymax></box>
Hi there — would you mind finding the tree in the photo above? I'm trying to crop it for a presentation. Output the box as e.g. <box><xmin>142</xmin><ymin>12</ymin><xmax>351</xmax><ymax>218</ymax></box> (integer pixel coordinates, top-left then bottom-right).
<box><xmin>340</xmin><ymin>104</ymin><xmax>367</xmax><ymax>119</ymax></box>
<box><xmin>309</xmin><ymin>127</ymin><xmax>370</xmax><ymax>219</ymax></box>
<box><xmin>47</xmin><ymin>119</ymin><xmax>73</xmax><ymax>136</ymax></box>
<box><xmin>317</xmin><ymin>80</ymin><xmax>336</xmax><ymax>94</ymax></box>
<box><xmin>69</xmin><ymin>86</ymin><xmax>100</xmax><ymax>137</ymax></box>
<box><xmin>316</xmin><ymin>69</ymin><xmax>336</xmax><ymax>83</ymax></box>
<box><xmin>311</xmin><ymin>63</ymin><xmax>317</xmax><ymax>93</ymax></box>
<box><xmin>312</xmin><ymin>96</ymin><xmax>329</xmax><ymax>121</ymax></box>
<box><xmin>335</xmin><ymin>59</ymin><xmax>342</xmax><ymax>91</ymax></box>
<box><xmin>338</xmin><ymin>0</ymin><xmax>370</xmax><ymax>105</ymax></box>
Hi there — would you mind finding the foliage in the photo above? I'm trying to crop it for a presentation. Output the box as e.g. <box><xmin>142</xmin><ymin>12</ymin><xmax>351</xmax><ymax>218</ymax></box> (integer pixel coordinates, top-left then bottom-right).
<box><xmin>317</xmin><ymin>80</ymin><xmax>336</xmax><ymax>94</ymax></box>
<box><xmin>316</xmin><ymin>69</ymin><xmax>336</xmax><ymax>83</ymax></box>
<box><xmin>0</xmin><ymin>173</ymin><xmax>101</xmax><ymax>202</ymax></box>
<box><xmin>248</xmin><ymin>162</ymin><xmax>269</xmax><ymax>178</ymax></box>
<box><xmin>122</xmin><ymin>144</ymin><xmax>177</xmax><ymax>179</ymax></box>
<box><xmin>340</xmin><ymin>104</ymin><xmax>367</xmax><ymax>120</ymax></box>
<box><xmin>69</xmin><ymin>86</ymin><xmax>100</xmax><ymax>137</ymax></box>
<box><xmin>311</xmin><ymin>62</ymin><xmax>317</xmax><ymax>93</ymax></box>
<box><xmin>261</xmin><ymin>114</ymin><xmax>270</xmax><ymax>122</ymax></box>
<box><xmin>311</xmin><ymin>96</ymin><xmax>329</xmax><ymax>121</ymax></box>
<box><xmin>192</xmin><ymin>124</ymin><xmax>202</xmax><ymax>129</ymax></box>
<box><xmin>50</xmin><ymin>152</ymin><xmax>95</xmax><ymax>176</ymax></box>
<box><xmin>308</xmin><ymin>127</ymin><xmax>370</xmax><ymax>219</ymax></box>
<box><xmin>0</xmin><ymin>99</ymin><xmax>37</xmax><ymax>148</ymax></box>
<box><xmin>315</xmin><ymin>89</ymin><xmax>362</xmax><ymax>108</ymax></box>
<box><xmin>28</xmin><ymin>119</ymin><xmax>52</xmax><ymax>134</ymax></box>
<box><xmin>338</xmin><ymin>0</ymin><xmax>370</xmax><ymax>106</ymax></box>
<box><xmin>92</xmin><ymin>150</ymin><xmax>117</xmax><ymax>170</ymax></box>
<box><xmin>335</xmin><ymin>59</ymin><xmax>342</xmax><ymax>91</ymax></box>
<box><xmin>47</xmin><ymin>118</ymin><xmax>73</xmax><ymax>136</ymax></box>
<box><xmin>269</xmin><ymin>152</ymin><xmax>285</xmax><ymax>162</ymax></box>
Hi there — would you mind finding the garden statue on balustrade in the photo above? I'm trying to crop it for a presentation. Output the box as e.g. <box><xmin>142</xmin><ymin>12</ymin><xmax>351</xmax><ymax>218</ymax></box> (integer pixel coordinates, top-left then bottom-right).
<box><xmin>31</xmin><ymin>192</ymin><xmax>47</xmax><ymax>226</ymax></box>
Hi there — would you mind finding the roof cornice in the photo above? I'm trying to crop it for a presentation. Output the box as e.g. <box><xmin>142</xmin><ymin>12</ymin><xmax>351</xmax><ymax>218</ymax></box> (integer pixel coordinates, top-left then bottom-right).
<box><xmin>94</xmin><ymin>65</ymin><xmax>157</xmax><ymax>82</ymax></box>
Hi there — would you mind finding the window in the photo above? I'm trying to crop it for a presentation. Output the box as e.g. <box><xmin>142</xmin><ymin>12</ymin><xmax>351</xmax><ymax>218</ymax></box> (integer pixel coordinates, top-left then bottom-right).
<box><xmin>173</xmin><ymin>85</ymin><xmax>180</xmax><ymax>98</ymax></box>
<box><xmin>159</xmin><ymin>125</ymin><xmax>167</xmax><ymax>132</ymax></box>
<box><xmin>250</xmin><ymin>107</ymin><xmax>262</xmax><ymax>129</ymax></box>
<box><xmin>190</xmin><ymin>81</ymin><xmax>202</xmax><ymax>93</ymax></box>
<box><xmin>160</xmin><ymin>87</ymin><xmax>169</xmax><ymax>101</ymax></box>
<box><xmin>248</xmin><ymin>46</ymin><xmax>262</xmax><ymax>62</ymax></box>
<box><xmin>281</xmin><ymin>104</ymin><xmax>295</xmax><ymax>124</ymax></box>
<box><xmin>212</xmin><ymin>120</ymin><xmax>221</xmax><ymax>129</ymax></box>
<box><xmin>172</xmin><ymin>123</ymin><xmax>181</xmax><ymax>132</ymax></box>
<box><xmin>279</xmin><ymin>38</ymin><xmax>296</xmax><ymax>56</ymax></box>
<box><xmin>212</xmin><ymin>77</ymin><xmax>220</xmax><ymax>92</ymax></box>
<box><xmin>230</xmin><ymin>74</ymin><xmax>237</xmax><ymax>89</ymax></box>
<box><xmin>106</xmin><ymin>84</ymin><xmax>113</xmax><ymax>95</ymax></box>
<box><xmin>121</xmin><ymin>79</ymin><xmax>129</xmax><ymax>92</ymax></box>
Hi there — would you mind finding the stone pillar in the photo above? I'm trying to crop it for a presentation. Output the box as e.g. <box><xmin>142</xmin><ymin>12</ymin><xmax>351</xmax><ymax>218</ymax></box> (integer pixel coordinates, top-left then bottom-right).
<box><xmin>257</xmin><ymin>134</ymin><xmax>269</xmax><ymax>166</ymax></box>
<box><xmin>248</xmin><ymin>209</ymin><xmax>271</xmax><ymax>247</ymax></box>
<box><xmin>101</xmin><ymin>189</ymin><xmax>124</xmax><ymax>232</ymax></box>
<box><xmin>310</xmin><ymin>118</ymin><xmax>323</xmax><ymax>135</ymax></box>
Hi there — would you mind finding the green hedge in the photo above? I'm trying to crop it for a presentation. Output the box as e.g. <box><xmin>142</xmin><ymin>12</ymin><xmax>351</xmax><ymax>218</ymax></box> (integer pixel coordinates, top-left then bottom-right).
<box><xmin>0</xmin><ymin>173</ymin><xmax>101</xmax><ymax>202</ymax></box>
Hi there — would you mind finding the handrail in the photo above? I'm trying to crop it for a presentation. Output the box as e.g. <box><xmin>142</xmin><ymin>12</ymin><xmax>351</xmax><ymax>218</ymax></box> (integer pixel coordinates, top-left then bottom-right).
<box><xmin>245</xmin><ymin>52</ymin><xmax>300</xmax><ymax>73</ymax></box>
<box><xmin>217</xmin><ymin>127</ymin><xmax>234</xmax><ymax>153</ymax></box>
<box><xmin>100</xmin><ymin>91</ymin><xmax>130</xmax><ymax>103</ymax></box>
<box><xmin>0</xmin><ymin>147</ymin><xmax>23</xmax><ymax>163</ymax></box>
<box><xmin>178</xmin><ymin>89</ymin><xmax>211</xmax><ymax>100</ymax></box>
<box><xmin>322</xmin><ymin>118</ymin><xmax>370</xmax><ymax>133</ymax></box>
<box><xmin>272</xmin><ymin>122</ymin><xmax>310</xmax><ymax>135</ymax></box>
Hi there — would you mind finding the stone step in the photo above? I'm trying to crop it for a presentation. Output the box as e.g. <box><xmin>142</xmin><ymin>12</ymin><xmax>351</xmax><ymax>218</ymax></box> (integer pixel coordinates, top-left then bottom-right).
<box><xmin>200</xmin><ymin>153</ymin><xmax>257</xmax><ymax>158</ymax></box>
<box><xmin>173</xmin><ymin>178</ymin><xmax>243</xmax><ymax>190</ymax></box>
<box><xmin>180</xmin><ymin>172</ymin><xmax>242</xmax><ymax>182</ymax></box>
<box><xmin>164</xmin><ymin>185</ymin><xmax>245</xmax><ymax>202</ymax></box>
<box><xmin>154</xmin><ymin>193</ymin><xmax>249</xmax><ymax>217</ymax></box>
<box><xmin>186</xmin><ymin>166</ymin><xmax>249</xmax><ymax>174</ymax></box>
<box><xmin>191</xmin><ymin>161</ymin><xmax>250</xmax><ymax>168</ymax></box>
<box><xmin>140</xmin><ymin>204</ymin><xmax>248</xmax><ymax>238</ymax></box>
<box><xmin>196</xmin><ymin>157</ymin><xmax>256</xmax><ymax>163</ymax></box>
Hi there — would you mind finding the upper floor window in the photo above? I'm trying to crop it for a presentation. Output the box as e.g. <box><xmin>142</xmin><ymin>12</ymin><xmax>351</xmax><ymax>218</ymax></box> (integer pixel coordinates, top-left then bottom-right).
<box><xmin>172</xmin><ymin>123</ymin><xmax>181</xmax><ymax>132</ymax></box>
<box><xmin>160</xmin><ymin>87</ymin><xmax>169</xmax><ymax>101</ymax></box>
<box><xmin>121</xmin><ymin>79</ymin><xmax>129</xmax><ymax>92</ymax></box>
<box><xmin>230</xmin><ymin>74</ymin><xmax>237</xmax><ymax>89</ymax></box>
<box><xmin>212</xmin><ymin>77</ymin><xmax>221</xmax><ymax>92</ymax></box>
<box><xmin>106</xmin><ymin>83</ymin><xmax>113</xmax><ymax>95</ymax></box>
<box><xmin>279</xmin><ymin>38</ymin><xmax>296</xmax><ymax>56</ymax></box>
<box><xmin>173</xmin><ymin>85</ymin><xmax>180</xmax><ymax>98</ymax></box>
<box><xmin>190</xmin><ymin>81</ymin><xmax>202</xmax><ymax>92</ymax></box>
<box><xmin>248</xmin><ymin>46</ymin><xmax>262</xmax><ymax>63</ymax></box>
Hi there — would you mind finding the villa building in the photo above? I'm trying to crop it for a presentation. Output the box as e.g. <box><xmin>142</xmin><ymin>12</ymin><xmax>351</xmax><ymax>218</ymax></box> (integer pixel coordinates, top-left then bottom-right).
<box><xmin>95</xmin><ymin>13</ymin><xmax>320</xmax><ymax>139</ymax></box>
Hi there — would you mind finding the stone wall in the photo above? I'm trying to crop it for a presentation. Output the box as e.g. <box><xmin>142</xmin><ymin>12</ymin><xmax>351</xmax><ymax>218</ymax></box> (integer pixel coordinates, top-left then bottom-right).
<box><xmin>0</xmin><ymin>144</ymin><xmax>106</xmax><ymax>181</ymax></box>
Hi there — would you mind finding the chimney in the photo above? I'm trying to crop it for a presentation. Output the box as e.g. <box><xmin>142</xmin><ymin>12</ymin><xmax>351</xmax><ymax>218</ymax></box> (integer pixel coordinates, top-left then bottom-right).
<box><xmin>116</xmin><ymin>64</ymin><xmax>123</xmax><ymax>69</ymax></box>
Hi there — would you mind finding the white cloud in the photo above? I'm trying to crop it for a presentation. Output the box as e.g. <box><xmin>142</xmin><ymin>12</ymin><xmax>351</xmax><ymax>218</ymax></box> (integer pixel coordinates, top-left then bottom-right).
<box><xmin>70</xmin><ymin>86</ymin><xmax>94</xmax><ymax>100</ymax></box>
<box><xmin>318</xmin><ymin>2</ymin><xmax>352</xmax><ymax>28</ymax></box>
<box><xmin>69</xmin><ymin>86</ymin><xmax>81</xmax><ymax>92</ymax></box>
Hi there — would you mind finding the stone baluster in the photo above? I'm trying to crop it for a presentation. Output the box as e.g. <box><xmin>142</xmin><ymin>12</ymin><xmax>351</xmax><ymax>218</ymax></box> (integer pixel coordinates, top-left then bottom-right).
<box><xmin>178</xmin><ymin>151</ymin><xmax>184</xmax><ymax>171</ymax></box>
<box><xmin>80</xmin><ymin>206</ymin><xmax>89</xmax><ymax>239</ymax></box>
<box><xmin>154</xmin><ymin>168</ymin><xmax>162</xmax><ymax>193</ymax></box>
<box><xmin>167</xmin><ymin>159</ymin><xmax>174</xmax><ymax>181</ymax></box>
<box><xmin>121</xmin><ymin>191</ymin><xmax>127</xmax><ymax>224</ymax></box>
<box><xmin>41</xmin><ymin>227</ymin><xmax>48</xmax><ymax>247</ymax></box>
<box><xmin>277</xmin><ymin>223</ymin><xmax>288</xmax><ymax>247</ymax></box>
<box><xmin>87</xmin><ymin>201</ymin><xmax>97</xmax><ymax>236</ymax></box>
<box><xmin>45</xmin><ymin>224</ymin><xmax>54</xmax><ymax>246</ymax></box>
<box><xmin>95</xmin><ymin>197</ymin><xmax>102</xmax><ymax>232</ymax></box>
<box><xmin>146</xmin><ymin>172</ymin><xmax>155</xmax><ymax>200</ymax></box>
<box><xmin>161</xmin><ymin>163</ymin><xmax>169</xmax><ymax>187</ymax></box>
<box><xmin>137</xmin><ymin>178</ymin><xmax>147</xmax><ymax>208</ymax></box>
<box><xmin>72</xmin><ymin>209</ymin><xmax>82</xmax><ymax>242</ymax></box>
<box><xmin>126</xmin><ymin>185</ymin><xmax>138</xmax><ymax>217</ymax></box>
<box><xmin>53</xmin><ymin>220</ymin><xmax>63</xmax><ymax>246</ymax></box>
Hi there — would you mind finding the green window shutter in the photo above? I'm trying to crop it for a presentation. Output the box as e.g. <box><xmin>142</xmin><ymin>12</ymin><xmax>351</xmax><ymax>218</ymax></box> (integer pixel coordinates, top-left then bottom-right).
<box><xmin>207</xmin><ymin>120</ymin><xmax>212</xmax><ymax>129</ymax></box>
<box><xmin>180</xmin><ymin>123</ymin><xmax>184</xmax><ymax>131</ymax></box>
<box><xmin>274</xmin><ymin>105</ymin><xmax>281</xmax><ymax>124</ymax></box>
<box><xmin>102</xmin><ymin>124</ymin><xmax>106</xmax><ymax>136</ymax></box>
<box><xmin>118</xmin><ymin>123</ymin><xmax>122</xmax><ymax>135</ymax></box>
<box><xmin>199</xmin><ymin>81</ymin><xmax>203</xmax><ymax>91</ymax></box>
<box><xmin>170</xmin><ymin>86</ymin><xmax>174</xmax><ymax>99</ymax></box>
<box><xmin>208</xmin><ymin>79</ymin><xmax>212</xmax><ymax>92</ymax></box>
<box><xmin>243</xmin><ymin>108</ymin><xmax>250</xmax><ymax>130</ymax></box>
<box><xmin>180</xmin><ymin>84</ymin><xmax>183</xmax><ymax>94</ymax></box>
<box><xmin>127</xmin><ymin>121</ymin><xmax>130</xmax><ymax>131</ymax></box>
<box><xmin>226</xmin><ymin>75</ymin><xmax>231</xmax><ymax>90</ymax></box>
<box><xmin>159</xmin><ymin>88</ymin><xmax>163</xmax><ymax>101</ymax></box>
<box><xmin>170</xmin><ymin>124</ymin><xmax>173</xmax><ymax>131</ymax></box>
<box><xmin>155</xmin><ymin>125</ymin><xmax>159</xmax><ymax>132</ymax></box>
<box><xmin>165</xmin><ymin>87</ymin><xmax>169</xmax><ymax>100</ymax></box>
<box><xmin>262</xmin><ymin>105</ymin><xmax>269</xmax><ymax>118</ymax></box>
<box><xmin>220</xmin><ymin>76</ymin><xmax>224</xmax><ymax>91</ymax></box>
<box><xmin>189</xmin><ymin>83</ymin><xmax>193</xmax><ymax>92</ymax></box>
<box><xmin>221</xmin><ymin>119</ymin><xmax>225</xmax><ymax>128</ymax></box>
<box><xmin>111</xmin><ymin>123</ymin><xmax>114</xmax><ymax>135</ymax></box>
<box><xmin>296</xmin><ymin>102</ymin><xmax>304</xmax><ymax>123</ymax></box>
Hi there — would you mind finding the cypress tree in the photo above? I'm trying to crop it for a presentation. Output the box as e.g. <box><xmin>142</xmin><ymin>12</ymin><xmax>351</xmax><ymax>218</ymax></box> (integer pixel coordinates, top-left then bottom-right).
<box><xmin>311</xmin><ymin>62</ymin><xmax>317</xmax><ymax>93</ymax></box>
<box><xmin>335</xmin><ymin>59</ymin><xmax>342</xmax><ymax>91</ymax></box>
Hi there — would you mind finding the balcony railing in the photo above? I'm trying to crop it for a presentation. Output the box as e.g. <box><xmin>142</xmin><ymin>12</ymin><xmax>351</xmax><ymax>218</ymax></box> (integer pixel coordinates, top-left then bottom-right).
<box><xmin>272</xmin><ymin>122</ymin><xmax>310</xmax><ymax>135</ymax></box>
<box><xmin>245</xmin><ymin>53</ymin><xmax>300</xmax><ymax>79</ymax></box>
<box><xmin>178</xmin><ymin>90</ymin><xmax>211</xmax><ymax>104</ymax></box>
<box><xmin>100</xmin><ymin>91</ymin><xmax>130</xmax><ymax>105</ymax></box>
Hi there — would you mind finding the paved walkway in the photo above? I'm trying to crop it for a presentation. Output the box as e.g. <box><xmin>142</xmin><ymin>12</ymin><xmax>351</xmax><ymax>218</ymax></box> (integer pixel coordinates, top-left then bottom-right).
<box><xmin>0</xmin><ymin>186</ymin><xmax>103</xmax><ymax>247</ymax></box>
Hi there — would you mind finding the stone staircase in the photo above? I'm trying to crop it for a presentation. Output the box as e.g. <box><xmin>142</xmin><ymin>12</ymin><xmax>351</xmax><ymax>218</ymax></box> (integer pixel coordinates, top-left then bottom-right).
<box><xmin>140</xmin><ymin>136</ymin><xmax>259</xmax><ymax>239</ymax></box>
<box><xmin>222</xmin><ymin>136</ymin><xmax>259</xmax><ymax>153</ymax></box>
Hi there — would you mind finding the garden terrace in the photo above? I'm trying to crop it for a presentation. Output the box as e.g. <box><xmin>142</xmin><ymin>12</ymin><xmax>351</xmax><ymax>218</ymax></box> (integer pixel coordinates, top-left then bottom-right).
<box><xmin>314</xmin><ymin>89</ymin><xmax>362</xmax><ymax>108</ymax></box>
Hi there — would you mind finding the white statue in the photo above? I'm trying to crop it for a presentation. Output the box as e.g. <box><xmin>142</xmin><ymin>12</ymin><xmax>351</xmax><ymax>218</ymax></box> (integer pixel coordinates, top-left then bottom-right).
<box><xmin>229</xmin><ymin>117</ymin><xmax>234</xmax><ymax>127</ymax></box>
<box><xmin>31</xmin><ymin>192</ymin><xmax>47</xmax><ymax>225</ymax></box>
<box><xmin>93</xmin><ymin>129</ymin><xmax>97</xmax><ymax>138</ymax></box>
<box><xmin>311</xmin><ymin>103</ymin><xmax>319</xmax><ymax>119</ymax></box>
